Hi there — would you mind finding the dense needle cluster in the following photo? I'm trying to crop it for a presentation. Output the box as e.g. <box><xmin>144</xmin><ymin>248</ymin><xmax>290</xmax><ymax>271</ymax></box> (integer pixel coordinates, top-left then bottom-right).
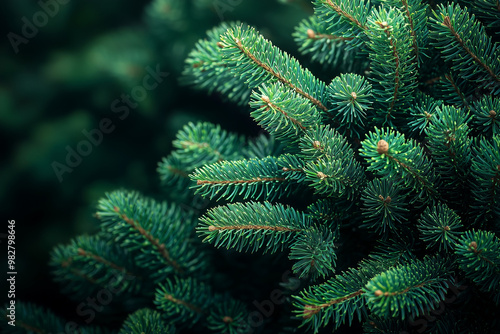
<box><xmin>3</xmin><ymin>0</ymin><xmax>500</xmax><ymax>333</ymax></box>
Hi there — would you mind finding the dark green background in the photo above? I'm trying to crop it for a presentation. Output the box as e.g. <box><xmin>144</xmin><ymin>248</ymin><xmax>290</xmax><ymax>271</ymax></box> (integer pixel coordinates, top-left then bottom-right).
<box><xmin>1</xmin><ymin>0</ymin><xmax>318</xmax><ymax>326</ymax></box>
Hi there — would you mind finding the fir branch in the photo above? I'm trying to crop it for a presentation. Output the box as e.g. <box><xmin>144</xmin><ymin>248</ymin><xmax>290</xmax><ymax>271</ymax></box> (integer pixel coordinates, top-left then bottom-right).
<box><xmin>304</xmin><ymin>155</ymin><xmax>366</xmax><ymax>199</ymax></box>
<box><xmin>425</xmin><ymin>105</ymin><xmax>472</xmax><ymax>205</ymax></box>
<box><xmin>197</xmin><ymin>201</ymin><xmax>312</xmax><ymax>253</ymax></box>
<box><xmin>157</xmin><ymin>154</ymin><xmax>194</xmax><ymax>200</ymax></box>
<box><xmin>369</xmin><ymin>240</ymin><xmax>416</xmax><ymax>265</ymax></box>
<box><xmin>384</xmin><ymin>0</ymin><xmax>430</xmax><ymax>68</ymax></box>
<box><xmin>430</xmin><ymin>3</ymin><xmax>500</xmax><ymax>94</ymax></box>
<box><xmin>220</xmin><ymin>24</ymin><xmax>328</xmax><ymax>112</ymax></box>
<box><xmin>326</xmin><ymin>73</ymin><xmax>373</xmax><ymax>138</ymax></box>
<box><xmin>454</xmin><ymin>230</ymin><xmax>500</xmax><ymax>294</ymax></box>
<box><xmin>113</xmin><ymin>205</ymin><xmax>184</xmax><ymax>274</ymax></box>
<box><xmin>299</xmin><ymin>124</ymin><xmax>355</xmax><ymax>162</ymax></box>
<box><xmin>364</xmin><ymin>256</ymin><xmax>451</xmax><ymax>320</ymax></box>
<box><xmin>313</xmin><ymin>0</ymin><xmax>370</xmax><ymax>47</ymax></box>
<box><xmin>293</xmin><ymin>259</ymin><xmax>395</xmax><ymax>333</ymax></box>
<box><xmin>191</xmin><ymin>156</ymin><xmax>302</xmax><ymax>201</ymax></box>
<box><xmin>465</xmin><ymin>0</ymin><xmax>500</xmax><ymax>34</ymax></box>
<box><xmin>172</xmin><ymin>121</ymin><xmax>245</xmax><ymax>167</ymax></box>
<box><xmin>470</xmin><ymin>135</ymin><xmax>500</xmax><ymax>223</ymax></box>
<box><xmin>97</xmin><ymin>191</ymin><xmax>207</xmax><ymax>281</ymax></box>
<box><xmin>206</xmin><ymin>297</ymin><xmax>250</xmax><ymax>334</ymax></box>
<box><xmin>249</xmin><ymin>83</ymin><xmax>322</xmax><ymax>148</ymax></box>
<box><xmin>322</xmin><ymin>0</ymin><xmax>368</xmax><ymax>30</ymax></box>
<box><xmin>289</xmin><ymin>225</ymin><xmax>338</xmax><ymax>280</ymax></box>
<box><xmin>299</xmin><ymin>125</ymin><xmax>366</xmax><ymax>198</ymax></box>
<box><xmin>360</xmin><ymin>127</ymin><xmax>441</xmax><ymax>205</ymax></box>
<box><xmin>1</xmin><ymin>302</ymin><xmax>65</xmax><ymax>334</ymax></box>
<box><xmin>182</xmin><ymin>21</ymin><xmax>252</xmax><ymax>106</ymax></box>
<box><xmin>293</xmin><ymin>15</ymin><xmax>369</xmax><ymax>72</ymax></box>
<box><xmin>50</xmin><ymin>235</ymin><xmax>144</xmax><ymax>301</ymax></box>
<box><xmin>154</xmin><ymin>277</ymin><xmax>212</xmax><ymax>326</ymax></box>
<box><xmin>442</xmin><ymin>72</ymin><xmax>471</xmax><ymax>110</ymax></box>
<box><xmin>119</xmin><ymin>308</ymin><xmax>175</xmax><ymax>334</ymax></box>
<box><xmin>0</xmin><ymin>302</ymin><xmax>112</xmax><ymax>334</ymax></box>
<box><xmin>360</xmin><ymin>178</ymin><xmax>410</xmax><ymax>238</ymax></box>
<box><xmin>418</xmin><ymin>203</ymin><xmax>463</xmax><ymax>252</ymax></box>
<box><xmin>366</xmin><ymin>7</ymin><xmax>418</xmax><ymax>126</ymax></box>
<box><xmin>407</xmin><ymin>91</ymin><xmax>443</xmax><ymax>135</ymax></box>
<box><xmin>306</xmin><ymin>197</ymin><xmax>355</xmax><ymax>226</ymax></box>
<box><xmin>471</xmin><ymin>95</ymin><xmax>500</xmax><ymax>137</ymax></box>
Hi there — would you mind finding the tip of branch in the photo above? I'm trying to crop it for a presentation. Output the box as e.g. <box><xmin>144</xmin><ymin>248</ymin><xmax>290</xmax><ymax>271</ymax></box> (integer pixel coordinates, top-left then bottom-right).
<box><xmin>307</xmin><ymin>29</ymin><xmax>316</xmax><ymax>39</ymax></box>
<box><xmin>376</xmin><ymin>140</ymin><xmax>389</xmax><ymax>155</ymax></box>
<box><xmin>442</xmin><ymin>16</ymin><xmax>452</xmax><ymax>28</ymax></box>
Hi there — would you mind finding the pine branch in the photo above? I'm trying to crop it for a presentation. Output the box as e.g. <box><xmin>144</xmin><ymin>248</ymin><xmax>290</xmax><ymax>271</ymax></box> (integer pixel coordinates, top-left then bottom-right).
<box><xmin>293</xmin><ymin>258</ymin><xmax>395</xmax><ymax>333</ymax></box>
<box><xmin>365</xmin><ymin>6</ymin><xmax>418</xmax><ymax>126</ymax></box>
<box><xmin>471</xmin><ymin>95</ymin><xmax>500</xmax><ymax>137</ymax></box>
<box><xmin>360</xmin><ymin>178</ymin><xmax>410</xmax><ymax>238</ymax></box>
<box><xmin>182</xmin><ymin>21</ymin><xmax>252</xmax><ymax>106</ymax></box>
<box><xmin>249</xmin><ymin>82</ymin><xmax>322</xmax><ymax>148</ymax></box>
<box><xmin>220</xmin><ymin>24</ymin><xmax>328</xmax><ymax>112</ymax></box>
<box><xmin>119</xmin><ymin>308</ymin><xmax>175</xmax><ymax>334</ymax></box>
<box><xmin>425</xmin><ymin>105</ymin><xmax>472</xmax><ymax>206</ymax></box>
<box><xmin>454</xmin><ymin>230</ymin><xmax>500</xmax><ymax>295</ymax></box>
<box><xmin>96</xmin><ymin>190</ymin><xmax>207</xmax><ymax>281</ymax></box>
<box><xmin>313</xmin><ymin>0</ymin><xmax>370</xmax><ymax>49</ymax></box>
<box><xmin>430</xmin><ymin>3</ymin><xmax>500</xmax><ymax>94</ymax></box>
<box><xmin>191</xmin><ymin>155</ymin><xmax>304</xmax><ymax>201</ymax></box>
<box><xmin>289</xmin><ymin>225</ymin><xmax>338</xmax><ymax>280</ymax></box>
<box><xmin>326</xmin><ymin>73</ymin><xmax>373</xmax><ymax>138</ymax></box>
<box><xmin>197</xmin><ymin>201</ymin><xmax>312</xmax><ymax>253</ymax></box>
<box><xmin>172</xmin><ymin>121</ymin><xmax>245</xmax><ymax>167</ymax></box>
<box><xmin>364</xmin><ymin>256</ymin><xmax>451</xmax><ymax>320</ymax></box>
<box><xmin>360</xmin><ymin>127</ymin><xmax>441</xmax><ymax>205</ymax></box>
<box><xmin>470</xmin><ymin>135</ymin><xmax>500</xmax><ymax>223</ymax></box>
<box><xmin>243</xmin><ymin>133</ymin><xmax>284</xmax><ymax>159</ymax></box>
<box><xmin>293</xmin><ymin>15</ymin><xmax>368</xmax><ymax>71</ymax></box>
<box><xmin>383</xmin><ymin>0</ymin><xmax>430</xmax><ymax>68</ymax></box>
<box><xmin>418</xmin><ymin>203</ymin><xmax>463</xmax><ymax>251</ymax></box>
<box><xmin>50</xmin><ymin>235</ymin><xmax>145</xmax><ymax>301</ymax></box>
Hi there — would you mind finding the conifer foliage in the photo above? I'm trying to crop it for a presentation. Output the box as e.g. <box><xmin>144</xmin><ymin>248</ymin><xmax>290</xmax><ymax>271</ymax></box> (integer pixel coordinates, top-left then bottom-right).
<box><xmin>4</xmin><ymin>0</ymin><xmax>500</xmax><ymax>333</ymax></box>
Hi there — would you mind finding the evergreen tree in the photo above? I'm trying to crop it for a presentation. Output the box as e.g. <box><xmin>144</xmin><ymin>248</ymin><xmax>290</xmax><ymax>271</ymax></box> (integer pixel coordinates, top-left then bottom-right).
<box><xmin>3</xmin><ymin>0</ymin><xmax>500</xmax><ymax>333</ymax></box>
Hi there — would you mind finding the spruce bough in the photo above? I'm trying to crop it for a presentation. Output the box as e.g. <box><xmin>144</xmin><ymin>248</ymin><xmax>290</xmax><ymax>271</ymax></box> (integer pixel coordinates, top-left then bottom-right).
<box><xmin>4</xmin><ymin>1</ymin><xmax>500</xmax><ymax>333</ymax></box>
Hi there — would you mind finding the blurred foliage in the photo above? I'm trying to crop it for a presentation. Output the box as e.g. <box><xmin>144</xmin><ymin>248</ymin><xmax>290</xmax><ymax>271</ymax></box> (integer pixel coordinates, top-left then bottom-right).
<box><xmin>1</xmin><ymin>0</ymin><xmax>309</xmax><ymax>323</ymax></box>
